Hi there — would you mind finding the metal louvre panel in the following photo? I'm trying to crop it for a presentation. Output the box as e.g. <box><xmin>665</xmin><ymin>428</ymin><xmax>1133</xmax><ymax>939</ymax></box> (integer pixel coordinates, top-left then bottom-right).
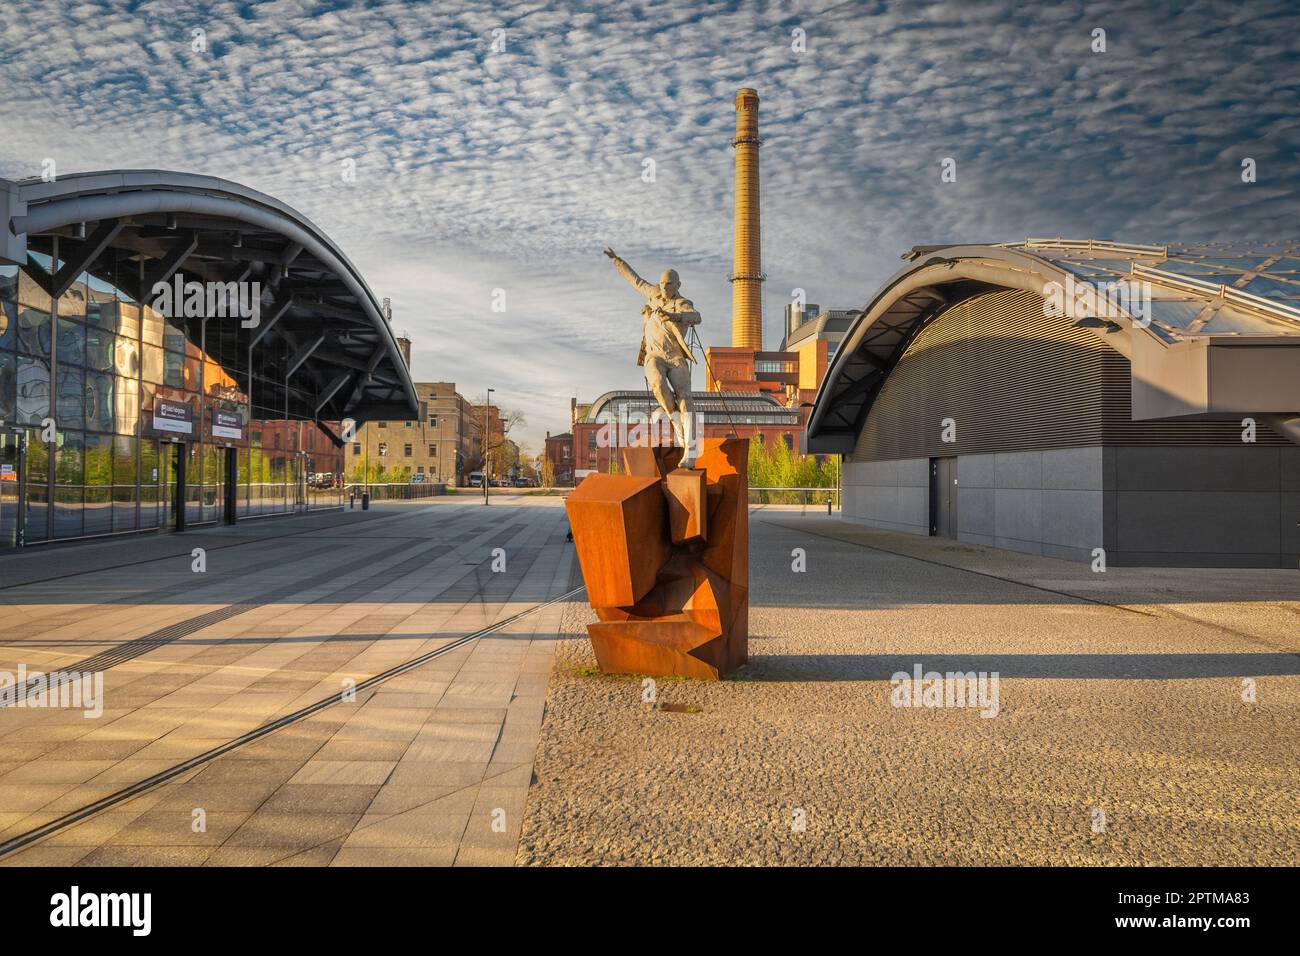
<box><xmin>853</xmin><ymin>289</ymin><xmax>1288</xmax><ymax>462</ymax></box>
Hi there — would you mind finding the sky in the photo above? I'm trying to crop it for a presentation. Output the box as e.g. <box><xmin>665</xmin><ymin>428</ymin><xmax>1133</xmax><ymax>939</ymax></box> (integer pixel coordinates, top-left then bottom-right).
<box><xmin>1</xmin><ymin>0</ymin><xmax>1298</xmax><ymax>452</ymax></box>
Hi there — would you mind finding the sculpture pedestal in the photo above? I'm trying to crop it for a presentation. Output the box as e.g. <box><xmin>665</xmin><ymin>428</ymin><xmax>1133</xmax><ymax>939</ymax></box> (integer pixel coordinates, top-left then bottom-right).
<box><xmin>565</xmin><ymin>438</ymin><xmax>748</xmax><ymax>680</ymax></box>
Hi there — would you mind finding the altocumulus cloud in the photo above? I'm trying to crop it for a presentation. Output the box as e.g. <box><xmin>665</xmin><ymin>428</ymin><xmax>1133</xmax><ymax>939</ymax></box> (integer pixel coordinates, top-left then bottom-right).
<box><xmin>1</xmin><ymin>0</ymin><xmax>1297</xmax><ymax>448</ymax></box>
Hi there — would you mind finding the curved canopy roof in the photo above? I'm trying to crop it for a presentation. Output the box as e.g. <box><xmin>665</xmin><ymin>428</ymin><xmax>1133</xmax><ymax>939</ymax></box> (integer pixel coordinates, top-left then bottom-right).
<box><xmin>583</xmin><ymin>389</ymin><xmax>798</xmax><ymax>425</ymax></box>
<box><xmin>807</xmin><ymin>239</ymin><xmax>1300</xmax><ymax>453</ymax></box>
<box><xmin>1</xmin><ymin>170</ymin><xmax>417</xmax><ymax>422</ymax></box>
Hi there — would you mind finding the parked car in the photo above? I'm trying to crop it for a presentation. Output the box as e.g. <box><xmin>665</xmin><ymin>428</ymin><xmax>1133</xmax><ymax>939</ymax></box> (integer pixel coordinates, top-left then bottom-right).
<box><xmin>410</xmin><ymin>473</ymin><xmax>426</xmax><ymax>484</ymax></box>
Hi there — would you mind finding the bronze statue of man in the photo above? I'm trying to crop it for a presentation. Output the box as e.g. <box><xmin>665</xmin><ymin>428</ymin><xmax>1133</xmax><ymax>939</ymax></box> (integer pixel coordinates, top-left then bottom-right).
<box><xmin>603</xmin><ymin>247</ymin><xmax>701</xmax><ymax>462</ymax></box>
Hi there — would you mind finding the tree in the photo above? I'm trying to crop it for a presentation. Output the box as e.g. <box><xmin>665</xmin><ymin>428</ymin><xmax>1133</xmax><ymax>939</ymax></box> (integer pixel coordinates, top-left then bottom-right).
<box><xmin>467</xmin><ymin>395</ymin><xmax>525</xmax><ymax>504</ymax></box>
<box><xmin>541</xmin><ymin>456</ymin><xmax>555</xmax><ymax>489</ymax></box>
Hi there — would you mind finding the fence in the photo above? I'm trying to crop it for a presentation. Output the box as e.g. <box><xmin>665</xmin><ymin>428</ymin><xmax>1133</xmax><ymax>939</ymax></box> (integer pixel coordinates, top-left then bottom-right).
<box><xmin>343</xmin><ymin>482</ymin><xmax>448</xmax><ymax>501</ymax></box>
<box><xmin>748</xmin><ymin>486</ymin><xmax>840</xmax><ymax>508</ymax></box>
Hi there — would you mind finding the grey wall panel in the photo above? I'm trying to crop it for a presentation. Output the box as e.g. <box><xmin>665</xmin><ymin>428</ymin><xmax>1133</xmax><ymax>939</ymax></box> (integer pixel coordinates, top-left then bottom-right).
<box><xmin>899</xmin><ymin>485</ymin><xmax>929</xmax><ymax>528</ymax></box>
<box><xmin>1282</xmin><ymin>448</ymin><xmax>1300</xmax><ymax>491</ymax></box>
<box><xmin>1116</xmin><ymin>447</ymin><xmax>1281</xmax><ymax>492</ymax></box>
<box><xmin>1042</xmin><ymin>446</ymin><xmax>1105</xmax><ymax>490</ymax></box>
<box><xmin>1042</xmin><ymin>489</ymin><xmax>1104</xmax><ymax>549</ymax></box>
<box><xmin>1117</xmin><ymin>491</ymin><xmax>1280</xmax><ymax>554</ymax></box>
<box><xmin>995</xmin><ymin>451</ymin><xmax>1043</xmax><ymax>489</ymax></box>
<box><xmin>959</xmin><ymin>453</ymin><xmax>996</xmax><ymax>489</ymax></box>
<box><xmin>994</xmin><ymin>488</ymin><xmax>1043</xmax><ymax>543</ymax></box>
<box><xmin>841</xmin><ymin>458</ymin><xmax>930</xmax><ymax>536</ymax></box>
<box><xmin>959</xmin><ymin>486</ymin><xmax>995</xmax><ymax>535</ymax></box>
<box><xmin>898</xmin><ymin>457</ymin><xmax>929</xmax><ymax>488</ymax></box>
<box><xmin>1281</xmin><ymin>492</ymin><xmax>1300</xmax><ymax>558</ymax></box>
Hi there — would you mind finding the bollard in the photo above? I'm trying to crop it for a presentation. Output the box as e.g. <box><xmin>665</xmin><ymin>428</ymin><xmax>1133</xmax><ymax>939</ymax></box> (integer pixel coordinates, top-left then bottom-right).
<box><xmin>362</xmin><ymin>491</ymin><xmax>370</xmax><ymax>511</ymax></box>
<box><xmin>826</xmin><ymin>495</ymin><xmax>833</xmax><ymax>516</ymax></box>
<box><xmin>349</xmin><ymin>492</ymin><xmax>355</xmax><ymax>509</ymax></box>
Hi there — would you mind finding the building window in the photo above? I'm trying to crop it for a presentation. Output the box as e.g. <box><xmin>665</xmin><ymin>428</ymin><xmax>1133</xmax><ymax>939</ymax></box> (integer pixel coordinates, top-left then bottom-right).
<box><xmin>352</xmin><ymin>443</ymin><xmax>361</xmax><ymax>454</ymax></box>
<box><xmin>404</xmin><ymin>443</ymin><xmax>413</xmax><ymax>457</ymax></box>
<box><xmin>428</xmin><ymin>444</ymin><xmax>436</xmax><ymax>457</ymax></box>
<box><xmin>418</xmin><ymin>465</ymin><xmax>425</xmax><ymax>474</ymax></box>
<box><xmin>429</xmin><ymin>415</ymin><xmax>438</xmax><ymax>427</ymax></box>
<box><xmin>378</xmin><ymin>442</ymin><xmax>388</xmax><ymax>456</ymax></box>
<box><xmin>376</xmin><ymin>421</ymin><xmax>387</xmax><ymax>429</ymax></box>
<box><xmin>405</xmin><ymin>421</ymin><xmax>412</xmax><ymax>428</ymax></box>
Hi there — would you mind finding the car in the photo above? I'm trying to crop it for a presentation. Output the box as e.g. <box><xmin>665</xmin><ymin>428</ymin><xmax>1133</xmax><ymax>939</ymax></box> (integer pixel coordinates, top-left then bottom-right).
<box><xmin>468</xmin><ymin>471</ymin><xmax>484</xmax><ymax>487</ymax></box>
<box><xmin>410</xmin><ymin>473</ymin><xmax>426</xmax><ymax>484</ymax></box>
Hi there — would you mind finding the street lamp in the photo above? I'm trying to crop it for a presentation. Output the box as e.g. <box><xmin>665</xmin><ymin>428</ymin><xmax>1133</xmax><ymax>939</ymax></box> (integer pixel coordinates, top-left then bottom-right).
<box><xmin>483</xmin><ymin>387</ymin><xmax>494</xmax><ymax>505</ymax></box>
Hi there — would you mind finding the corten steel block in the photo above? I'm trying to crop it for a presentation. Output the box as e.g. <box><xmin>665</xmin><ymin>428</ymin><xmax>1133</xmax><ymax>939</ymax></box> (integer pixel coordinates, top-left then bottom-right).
<box><xmin>570</xmin><ymin>437</ymin><xmax>750</xmax><ymax>680</ymax></box>
<box><xmin>663</xmin><ymin>468</ymin><xmax>707</xmax><ymax>544</ymax></box>
<box><xmin>622</xmin><ymin>445</ymin><xmax>683</xmax><ymax>478</ymax></box>
<box><xmin>565</xmin><ymin>474</ymin><xmax>670</xmax><ymax>607</ymax></box>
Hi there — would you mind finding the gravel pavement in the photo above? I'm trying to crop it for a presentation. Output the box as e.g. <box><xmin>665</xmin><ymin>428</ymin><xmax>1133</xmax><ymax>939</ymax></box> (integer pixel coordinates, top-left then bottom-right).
<box><xmin>518</xmin><ymin>513</ymin><xmax>1300</xmax><ymax>865</ymax></box>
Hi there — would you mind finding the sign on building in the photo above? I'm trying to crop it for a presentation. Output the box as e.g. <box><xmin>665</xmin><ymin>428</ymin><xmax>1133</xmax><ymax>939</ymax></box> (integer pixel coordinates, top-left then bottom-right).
<box><xmin>212</xmin><ymin>408</ymin><xmax>243</xmax><ymax>440</ymax></box>
<box><xmin>153</xmin><ymin>399</ymin><xmax>193</xmax><ymax>436</ymax></box>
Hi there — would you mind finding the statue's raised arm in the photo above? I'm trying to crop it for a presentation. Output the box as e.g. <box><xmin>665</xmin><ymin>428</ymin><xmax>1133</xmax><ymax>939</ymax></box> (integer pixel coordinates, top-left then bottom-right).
<box><xmin>604</xmin><ymin>247</ymin><xmax>656</xmax><ymax>298</ymax></box>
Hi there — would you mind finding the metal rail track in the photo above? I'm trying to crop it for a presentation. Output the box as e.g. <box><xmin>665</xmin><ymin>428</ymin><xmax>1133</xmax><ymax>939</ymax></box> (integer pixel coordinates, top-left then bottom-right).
<box><xmin>0</xmin><ymin>583</ymin><xmax>585</xmax><ymax>860</ymax></box>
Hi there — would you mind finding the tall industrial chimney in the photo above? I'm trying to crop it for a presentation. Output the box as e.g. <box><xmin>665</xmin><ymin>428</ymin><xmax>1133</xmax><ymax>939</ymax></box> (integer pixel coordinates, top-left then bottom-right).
<box><xmin>730</xmin><ymin>88</ymin><xmax>763</xmax><ymax>350</ymax></box>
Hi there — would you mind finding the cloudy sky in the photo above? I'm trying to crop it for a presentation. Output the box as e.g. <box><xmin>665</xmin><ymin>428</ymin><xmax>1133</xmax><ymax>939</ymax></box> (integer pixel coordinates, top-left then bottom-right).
<box><xmin>2</xmin><ymin>0</ymin><xmax>1298</xmax><ymax>450</ymax></box>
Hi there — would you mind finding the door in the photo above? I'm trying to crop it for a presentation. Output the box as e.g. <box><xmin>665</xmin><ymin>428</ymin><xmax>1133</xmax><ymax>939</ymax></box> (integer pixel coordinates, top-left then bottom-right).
<box><xmin>223</xmin><ymin>446</ymin><xmax>238</xmax><ymax>525</ymax></box>
<box><xmin>0</xmin><ymin>430</ymin><xmax>25</xmax><ymax>549</ymax></box>
<box><xmin>930</xmin><ymin>456</ymin><xmax>958</xmax><ymax>538</ymax></box>
<box><xmin>161</xmin><ymin>441</ymin><xmax>187</xmax><ymax>532</ymax></box>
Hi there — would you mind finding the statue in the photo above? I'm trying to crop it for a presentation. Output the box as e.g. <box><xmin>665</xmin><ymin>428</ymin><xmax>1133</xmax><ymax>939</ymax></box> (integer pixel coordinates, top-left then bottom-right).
<box><xmin>603</xmin><ymin>247</ymin><xmax>700</xmax><ymax>462</ymax></box>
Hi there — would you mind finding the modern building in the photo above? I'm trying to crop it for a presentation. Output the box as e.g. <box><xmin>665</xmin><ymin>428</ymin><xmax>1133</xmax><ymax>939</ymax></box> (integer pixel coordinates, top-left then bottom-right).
<box><xmin>807</xmin><ymin>239</ymin><xmax>1300</xmax><ymax>567</ymax></box>
<box><xmin>571</xmin><ymin>389</ymin><xmax>799</xmax><ymax>477</ymax></box>
<box><xmin>344</xmin><ymin>382</ymin><xmax>475</xmax><ymax>484</ymax></box>
<box><xmin>0</xmin><ymin>170</ymin><xmax>417</xmax><ymax>549</ymax></box>
<box><xmin>783</xmin><ymin>301</ymin><xmax>819</xmax><ymax>344</ymax></box>
<box><xmin>782</xmin><ymin>307</ymin><xmax>856</xmax><ymax>397</ymax></box>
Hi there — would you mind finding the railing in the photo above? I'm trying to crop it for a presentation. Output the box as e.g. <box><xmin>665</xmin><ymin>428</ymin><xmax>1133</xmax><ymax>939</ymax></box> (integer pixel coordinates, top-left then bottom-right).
<box><xmin>748</xmin><ymin>486</ymin><xmax>840</xmax><ymax>508</ymax></box>
<box><xmin>343</xmin><ymin>482</ymin><xmax>448</xmax><ymax>501</ymax></box>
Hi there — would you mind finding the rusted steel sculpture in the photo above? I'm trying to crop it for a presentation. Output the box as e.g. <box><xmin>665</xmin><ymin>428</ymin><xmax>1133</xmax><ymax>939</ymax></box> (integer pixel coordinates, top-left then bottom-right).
<box><xmin>564</xmin><ymin>438</ymin><xmax>749</xmax><ymax>679</ymax></box>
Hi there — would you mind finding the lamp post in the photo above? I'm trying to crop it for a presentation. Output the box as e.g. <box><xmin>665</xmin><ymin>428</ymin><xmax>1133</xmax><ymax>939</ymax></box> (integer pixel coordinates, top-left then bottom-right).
<box><xmin>483</xmin><ymin>387</ymin><xmax>493</xmax><ymax>506</ymax></box>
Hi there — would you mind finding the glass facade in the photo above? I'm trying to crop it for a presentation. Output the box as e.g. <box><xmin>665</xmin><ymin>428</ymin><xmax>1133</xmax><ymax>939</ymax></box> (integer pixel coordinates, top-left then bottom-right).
<box><xmin>0</xmin><ymin>240</ymin><xmax>344</xmax><ymax>551</ymax></box>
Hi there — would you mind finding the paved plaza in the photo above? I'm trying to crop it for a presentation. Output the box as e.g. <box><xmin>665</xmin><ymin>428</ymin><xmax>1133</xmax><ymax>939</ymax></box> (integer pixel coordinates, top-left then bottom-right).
<box><xmin>0</xmin><ymin>498</ymin><xmax>1296</xmax><ymax>866</ymax></box>
<box><xmin>0</xmin><ymin>497</ymin><xmax>577</xmax><ymax>866</ymax></box>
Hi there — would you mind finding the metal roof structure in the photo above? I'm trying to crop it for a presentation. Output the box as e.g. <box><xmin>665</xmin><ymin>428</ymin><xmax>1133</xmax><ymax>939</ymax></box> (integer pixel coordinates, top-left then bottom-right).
<box><xmin>1</xmin><ymin>170</ymin><xmax>418</xmax><ymax>424</ymax></box>
<box><xmin>807</xmin><ymin>239</ymin><xmax>1300</xmax><ymax>453</ymax></box>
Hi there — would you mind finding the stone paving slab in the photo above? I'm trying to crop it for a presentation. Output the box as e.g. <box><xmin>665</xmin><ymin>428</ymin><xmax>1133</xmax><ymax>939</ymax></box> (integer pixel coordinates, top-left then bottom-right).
<box><xmin>0</xmin><ymin>498</ymin><xmax>575</xmax><ymax>866</ymax></box>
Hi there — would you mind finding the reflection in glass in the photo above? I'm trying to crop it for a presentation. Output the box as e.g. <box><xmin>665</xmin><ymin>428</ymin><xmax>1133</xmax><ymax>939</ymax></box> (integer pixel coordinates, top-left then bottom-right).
<box><xmin>56</xmin><ymin>364</ymin><xmax>85</xmax><ymax>429</ymax></box>
<box><xmin>54</xmin><ymin>430</ymin><xmax>84</xmax><ymax>538</ymax></box>
<box><xmin>84</xmin><ymin>431</ymin><xmax>112</xmax><ymax>536</ymax></box>
<box><xmin>16</xmin><ymin>355</ymin><xmax>49</xmax><ymax>424</ymax></box>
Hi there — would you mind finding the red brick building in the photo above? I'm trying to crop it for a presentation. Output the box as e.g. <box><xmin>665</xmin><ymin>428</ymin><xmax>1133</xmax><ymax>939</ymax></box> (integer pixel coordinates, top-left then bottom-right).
<box><xmin>543</xmin><ymin>431</ymin><xmax>575</xmax><ymax>485</ymax></box>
